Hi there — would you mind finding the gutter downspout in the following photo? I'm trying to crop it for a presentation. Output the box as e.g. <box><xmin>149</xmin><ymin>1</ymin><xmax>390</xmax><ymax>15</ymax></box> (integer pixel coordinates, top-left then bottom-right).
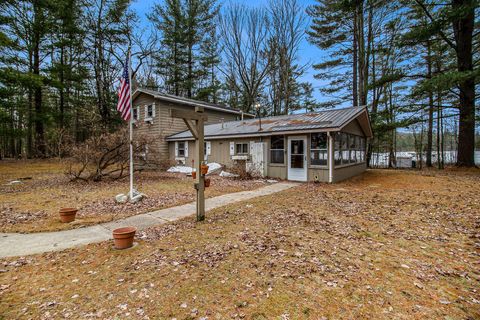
<box><xmin>328</xmin><ymin>132</ymin><xmax>334</xmax><ymax>183</ymax></box>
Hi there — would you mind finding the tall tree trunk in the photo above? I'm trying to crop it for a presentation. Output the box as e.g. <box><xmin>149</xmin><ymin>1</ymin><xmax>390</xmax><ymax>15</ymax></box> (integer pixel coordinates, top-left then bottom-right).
<box><xmin>357</xmin><ymin>0</ymin><xmax>366</xmax><ymax>106</ymax></box>
<box><xmin>352</xmin><ymin>10</ymin><xmax>358</xmax><ymax>107</ymax></box>
<box><xmin>33</xmin><ymin>1</ymin><xmax>45</xmax><ymax>157</ymax></box>
<box><xmin>426</xmin><ymin>41</ymin><xmax>434</xmax><ymax>167</ymax></box>
<box><xmin>453</xmin><ymin>0</ymin><xmax>475</xmax><ymax>167</ymax></box>
<box><xmin>59</xmin><ymin>45</ymin><xmax>65</xmax><ymax>129</ymax></box>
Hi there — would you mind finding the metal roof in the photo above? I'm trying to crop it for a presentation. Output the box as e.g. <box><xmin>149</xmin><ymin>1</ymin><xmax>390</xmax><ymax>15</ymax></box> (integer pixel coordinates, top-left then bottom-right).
<box><xmin>166</xmin><ymin>106</ymin><xmax>372</xmax><ymax>141</ymax></box>
<box><xmin>132</xmin><ymin>88</ymin><xmax>252</xmax><ymax>116</ymax></box>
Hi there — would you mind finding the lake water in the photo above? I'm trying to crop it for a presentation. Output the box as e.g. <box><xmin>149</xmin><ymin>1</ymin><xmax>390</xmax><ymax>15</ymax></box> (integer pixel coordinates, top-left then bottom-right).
<box><xmin>370</xmin><ymin>151</ymin><xmax>480</xmax><ymax>168</ymax></box>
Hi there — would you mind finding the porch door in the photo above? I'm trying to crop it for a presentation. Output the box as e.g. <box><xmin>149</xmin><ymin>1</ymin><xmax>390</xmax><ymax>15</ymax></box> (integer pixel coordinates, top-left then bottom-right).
<box><xmin>287</xmin><ymin>136</ymin><xmax>307</xmax><ymax>181</ymax></box>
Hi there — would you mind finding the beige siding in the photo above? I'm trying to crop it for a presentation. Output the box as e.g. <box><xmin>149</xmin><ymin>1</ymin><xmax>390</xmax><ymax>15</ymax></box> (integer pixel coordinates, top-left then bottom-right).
<box><xmin>132</xmin><ymin>93</ymin><xmax>239</xmax><ymax>162</ymax></box>
<box><xmin>169</xmin><ymin>138</ymin><xmax>261</xmax><ymax>169</ymax></box>
<box><xmin>341</xmin><ymin>119</ymin><xmax>365</xmax><ymax>136</ymax></box>
<box><xmin>267</xmin><ymin>165</ymin><xmax>287</xmax><ymax>180</ymax></box>
<box><xmin>333</xmin><ymin>163</ymin><xmax>366</xmax><ymax>182</ymax></box>
<box><xmin>131</xmin><ymin>93</ymin><xmax>163</xmax><ymax>162</ymax></box>
<box><xmin>308</xmin><ymin>168</ymin><xmax>329</xmax><ymax>182</ymax></box>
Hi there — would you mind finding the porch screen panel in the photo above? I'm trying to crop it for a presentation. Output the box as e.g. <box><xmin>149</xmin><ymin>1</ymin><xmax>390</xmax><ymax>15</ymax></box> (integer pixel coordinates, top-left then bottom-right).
<box><xmin>310</xmin><ymin>133</ymin><xmax>327</xmax><ymax>165</ymax></box>
<box><xmin>334</xmin><ymin>134</ymin><xmax>342</xmax><ymax>165</ymax></box>
<box><xmin>270</xmin><ymin>135</ymin><xmax>285</xmax><ymax>164</ymax></box>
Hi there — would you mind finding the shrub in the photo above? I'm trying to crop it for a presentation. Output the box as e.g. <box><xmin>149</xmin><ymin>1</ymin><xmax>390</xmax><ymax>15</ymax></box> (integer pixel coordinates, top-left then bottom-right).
<box><xmin>64</xmin><ymin>128</ymin><xmax>158</xmax><ymax>181</ymax></box>
<box><xmin>229</xmin><ymin>160</ymin><xmax>254</xmax><ymax>180</ymax></box>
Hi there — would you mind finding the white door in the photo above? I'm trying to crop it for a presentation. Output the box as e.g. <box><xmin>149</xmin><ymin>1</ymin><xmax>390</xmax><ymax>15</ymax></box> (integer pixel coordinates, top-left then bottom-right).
<box><xmin>247</xmin><ymin>142</ymin><xmax>267</xmax><ymax>177</ymax></box>
<box><xmin>288</xmin><ymin>136</ymin><xmax>307</xmax><ymax>181</ymax></box>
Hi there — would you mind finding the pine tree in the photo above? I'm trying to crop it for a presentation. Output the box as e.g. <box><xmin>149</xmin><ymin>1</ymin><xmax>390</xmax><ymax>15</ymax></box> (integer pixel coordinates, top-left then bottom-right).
<box><xmin>149</xmin><ymin>0</ymin><xmax>219</xmax><ymax>99</ymax></box>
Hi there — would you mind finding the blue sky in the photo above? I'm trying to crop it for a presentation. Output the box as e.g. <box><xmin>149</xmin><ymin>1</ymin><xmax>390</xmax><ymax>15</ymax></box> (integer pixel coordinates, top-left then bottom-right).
<box><xmin>130</xmin><ymin>0</ymin><xmax>326</xmax><ymax>102</ymax></box>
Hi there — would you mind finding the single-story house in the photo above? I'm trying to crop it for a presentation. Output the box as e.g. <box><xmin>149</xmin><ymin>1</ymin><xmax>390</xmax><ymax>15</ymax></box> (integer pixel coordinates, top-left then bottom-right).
<box><xmin>165</xmin><ymin>106</ymin><xmax>373</xmax><ymax>183</ymax></box>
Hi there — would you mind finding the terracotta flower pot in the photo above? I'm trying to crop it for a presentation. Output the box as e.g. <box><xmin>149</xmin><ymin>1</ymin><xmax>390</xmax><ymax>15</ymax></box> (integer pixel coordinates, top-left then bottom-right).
<box><xmin>59</xmin><ymin>208</ymin><xmax>77</xmax><ymax>223</ymax></box>
<box><xmin>204</xmin><ymin>178</ymin><xmax>211</xmax><ymax>188</ymax></box>
<box><xmin>201</xmin><ymin>165</ymin><xmax>209</xmax><ymax>175</ymax></box>
<box><xmin>112</xmin><ymin>226</ymin><xmax>137</xmax><ymax>250</ymax></box>
<box><xmin>192</xmin><ymin>171</ymin><xmax>196</xmax><ymax>179</ymax></box>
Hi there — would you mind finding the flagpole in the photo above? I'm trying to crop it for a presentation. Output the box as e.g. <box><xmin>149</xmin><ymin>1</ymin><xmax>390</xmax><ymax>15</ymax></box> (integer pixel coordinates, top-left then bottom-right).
<box><xmin>128</xmin><ymin>49</ymin><xmax>134</xmax><ymax>200</ymax></box>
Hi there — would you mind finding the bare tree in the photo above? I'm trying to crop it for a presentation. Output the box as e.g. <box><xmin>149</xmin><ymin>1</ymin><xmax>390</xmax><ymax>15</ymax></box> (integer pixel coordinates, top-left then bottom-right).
<box><xmin>267</xmin><ymin>0</ymin><xmax>307</xmax><ymax>115</ymax></box>
<box><xmin>219</xmin><ymin>4</ymin><xmax>271</xmax><ymax>113</ymax></box>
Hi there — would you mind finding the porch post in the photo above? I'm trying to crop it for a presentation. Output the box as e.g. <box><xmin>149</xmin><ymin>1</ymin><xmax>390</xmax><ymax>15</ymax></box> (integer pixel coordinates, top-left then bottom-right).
<box><xmin>328</xmin><ymin>132</ymin><xmax>334</xmax><ymax>183</ymax></box>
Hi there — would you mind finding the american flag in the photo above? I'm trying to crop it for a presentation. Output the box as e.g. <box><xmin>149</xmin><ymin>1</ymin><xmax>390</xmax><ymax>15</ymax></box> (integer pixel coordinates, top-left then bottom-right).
<box><xmin>116</xmin><ymin>55</ymin><xmax>131</xmax><ymax>121</ymax></box>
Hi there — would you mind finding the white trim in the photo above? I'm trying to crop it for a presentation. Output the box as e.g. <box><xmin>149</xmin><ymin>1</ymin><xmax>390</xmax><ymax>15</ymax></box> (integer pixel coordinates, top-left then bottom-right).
<box><xmin>232</xmin><ymin>155</ymin><xmax>248</xmax><ymax>160</ymax></box>
<box><xmin>206</xmin><ymin>141</ymin><xmax>211</xmax><ymax>155</ymax></box>
<box><xmin>184</xmin><ymin>141</ymin><xmax>189</xmax><ymax>157</ymax></box>
<box><xmin>328</xmin><ymin>132</ymin><xmax>334</xmax><ymax>183</ymax></box>
<box><xmin>166</xmin><ymin>128</ymin><xmax>343</xmax><ymax>141</ymax></box>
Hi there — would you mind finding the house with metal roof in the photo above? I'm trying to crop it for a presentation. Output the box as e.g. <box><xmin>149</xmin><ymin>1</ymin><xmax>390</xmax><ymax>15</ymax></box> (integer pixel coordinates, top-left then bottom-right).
<box><xmin>131</xmin><ymin>88</ymin><xmax>253</xmax><ymax>163</ymax></box>
<box><xmin>166</xmin><ymin>105</ymin><xmax>373</xmax><ymax>183</ymax></box>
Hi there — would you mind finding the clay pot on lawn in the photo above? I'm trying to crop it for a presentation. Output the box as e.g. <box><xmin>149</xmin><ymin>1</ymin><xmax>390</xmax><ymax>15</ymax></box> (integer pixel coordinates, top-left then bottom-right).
<box><xmin>59</xmin><ymin>208</ymin><xmax>77</xmax><ymax>223</ymax></box>
<box><xmin>192</xmin><ymin>171</ymin><xmax>197</xmax><ymax>179</ymax></box>
<box><xmin>204</xmin><ymin>178</ymin><xmax>211</xmax><ymax>188</ymax></box>
<box><xmin>200</xmin><ymin>164</ymin><xmax>209</xmax><ymax>175</ymax></box>
<box><xmin>112</xmin><ymin>226</ymin><xmax>137</xmax><ymax>250</ymax></box>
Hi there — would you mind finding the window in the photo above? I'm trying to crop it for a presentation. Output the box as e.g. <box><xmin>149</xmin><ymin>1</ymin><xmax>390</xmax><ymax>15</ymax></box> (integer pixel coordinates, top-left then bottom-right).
<box><xmin>349</xmin><ymin>134</ymin><xmax>356</xmax><ymax>163</ymax></box>
<box><xmin>270</xmin><ymin>135</ymin><xmax>284</xmax><ymax>164</ymax></box>
<box><xmin>133</xmin><ymin>107</ymin><xmax>139</xmax><ymax>121</ymax></box>
<box><xmin>341</xmin><ymin>133</ymin><xmax>349</xmax><ymax>164</ymax></box>
<box><xmin>235</xmin><ymin>142</ymin><xmax>249</xmax><ymax>154</ymax></box>
<box><xmin>145</xmin><ymin>104</ymin><xmax>155</xmax><ymax>120</ymax></box>
<box><xmin>334</xmin><ymin>133</ymin><xmax>366</xmax><ymax>166</ymax></box>
<box><xmin>310</xmin><ymin>133</ymin><xmax>327</xmax><ymax>166</ymax></box>
<box><xmin>178</xmin><ymin>142</ymin><xmax>185</xmax><ymax>157</ymax></box>
<box><xmin>334</xmin><ymin>134</ymin><xmax>342</xmax><ymax>165</ymax></box>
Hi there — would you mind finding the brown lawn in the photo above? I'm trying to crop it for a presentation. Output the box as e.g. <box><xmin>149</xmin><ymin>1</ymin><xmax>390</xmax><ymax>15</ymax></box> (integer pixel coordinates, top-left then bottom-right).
<box><xmin>0</xmin><ymin>168</ymin><xmax>479</xmax><ymax>319</ymax></box>
<box><xmin>0</xmin><ymin>160</ymin><xmax>265</xmax><ymax>233</ymax></box>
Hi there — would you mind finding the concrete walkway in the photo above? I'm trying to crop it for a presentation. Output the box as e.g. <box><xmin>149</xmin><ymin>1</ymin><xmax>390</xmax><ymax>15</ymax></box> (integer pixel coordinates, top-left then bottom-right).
<box><xmin>0</xmin><ymin>182</ymin><xmax>298</xmax><ymax>258</ymax></box>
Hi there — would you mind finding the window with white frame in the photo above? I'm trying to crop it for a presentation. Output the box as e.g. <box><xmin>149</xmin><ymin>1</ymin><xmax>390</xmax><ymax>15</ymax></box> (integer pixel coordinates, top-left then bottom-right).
<box><xmin>177</xmin><ymin>142</ymin><xmax>186</xmax><ymax>157</ymax></box>
<box><xmin>145</xmin><ymin>104</ymin><xmax>155</xmax><ymax>120</ymax></box>
<box><xmin>270</xmin><ymin>135</ymin><xmax>284</xmax><ymax>164</ymax></box>
<box><xmin>310</xmin><ymin>133</ymin><xmax>328</xmax><ymax>166</ymax></box>
<box><xmin>235</xmin><ymin>142</ymin><xmax>249</xmax><ymax>155</ymax></box>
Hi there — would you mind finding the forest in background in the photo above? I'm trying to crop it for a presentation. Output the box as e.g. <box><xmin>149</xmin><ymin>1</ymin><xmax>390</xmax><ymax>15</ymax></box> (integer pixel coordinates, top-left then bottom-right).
<box><xmin>0</xmin><ymin>0</ymin><xmax>478</xmax><ymax>167</ymax></box>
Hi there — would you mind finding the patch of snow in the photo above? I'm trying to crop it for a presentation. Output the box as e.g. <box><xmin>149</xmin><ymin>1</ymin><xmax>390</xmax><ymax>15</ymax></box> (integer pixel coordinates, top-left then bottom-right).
<box><xmin>266</xmin><ymin>179</ymin><xmax>278</xmax><ymax>183</ymax></box>
<box><xmin>167</xmin><ymin>166</ymin><xmax>194</xmax><ymax>174</ymax></box>
<box><xmin>207</xmin><ymin>162</ymin><xmax>222</xmax><ymax>172</ymax></box>
<box><xmin>219</xmin><ymin>171</ymin><xmax>239</xmax><ymax>178</ymax></box>
<box><xmin>167</xmin><ymin>162</ymin><xmax>222</xmax><ymax>174</ymax></box>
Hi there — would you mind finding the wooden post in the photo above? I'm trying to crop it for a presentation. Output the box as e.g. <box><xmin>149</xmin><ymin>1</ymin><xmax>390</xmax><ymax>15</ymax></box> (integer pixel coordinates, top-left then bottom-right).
<box><xmin>170</xmin><ymin>107</ymin><xmax>208</xmax><ymax>222</ymax></box>
<box><xmin>195</xmin><ymin>107</ymin><xmax>205</xmax><ymax>221</ymax></box>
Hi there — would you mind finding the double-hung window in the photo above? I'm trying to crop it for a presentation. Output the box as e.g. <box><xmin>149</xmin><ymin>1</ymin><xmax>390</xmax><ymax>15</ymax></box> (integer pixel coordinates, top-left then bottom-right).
<box><xmin>270</xmin><ymin>135</ymin><xmax>284</xmax><ymax>164</ymax></box>
<box><xmin>235</xmin><ymin>142</ymin><xmax>249</xmax><ymax>155</ymax></box>
<box><xmin>177</xmin><ymin>142</ymin><xmax>186</xmax><ymax>157</ymax></box>
<box><xmin>310</xmin><ymin>133</ymin><xmax>327</xmax><ymax>166</ymax></box>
